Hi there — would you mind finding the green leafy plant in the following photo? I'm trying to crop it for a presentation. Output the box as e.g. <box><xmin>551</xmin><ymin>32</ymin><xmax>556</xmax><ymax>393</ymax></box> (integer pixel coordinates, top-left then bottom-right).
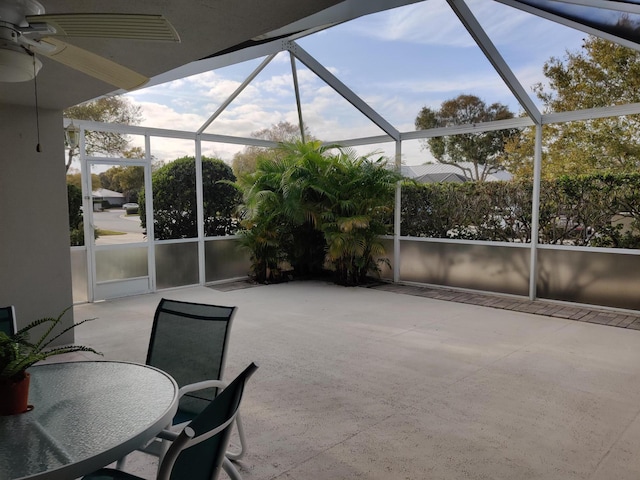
<box><xmin>139</xmin><ymin>156</ymin><xmax>240</xmax><ymax>240</ymax></box>
<box><xmin>0</xmin><ymin>307</ymin><xmax>101</xmax><ymax>381</ymax></box>
<box><xmin>234</xmin><ymin>140</ymin><xmax>403</xmax><ymax>285</ymax></box>
<box><xmin>401</xmin><ymin>173</ymin><xmax>640</xmax><ymax>247</ymax></box>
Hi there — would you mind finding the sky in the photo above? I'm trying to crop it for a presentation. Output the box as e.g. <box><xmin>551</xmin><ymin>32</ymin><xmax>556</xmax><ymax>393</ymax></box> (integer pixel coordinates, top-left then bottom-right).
<box><xmin>121</xmin><ymin>0</ymin><xmax>587</xmax><ymax>166</ymax></box>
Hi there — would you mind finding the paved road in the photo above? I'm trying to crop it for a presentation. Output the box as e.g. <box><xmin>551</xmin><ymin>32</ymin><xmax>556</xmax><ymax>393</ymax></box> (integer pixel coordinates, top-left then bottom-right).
<box><xmin>92</xmin><ymin>209</ymin><xmax>146</xmax><ymax>245</ymax></box>
<box><xmin>93</xmin><ymin>209</ymin><xmax>143</xmax><ymax>234</ymax></box>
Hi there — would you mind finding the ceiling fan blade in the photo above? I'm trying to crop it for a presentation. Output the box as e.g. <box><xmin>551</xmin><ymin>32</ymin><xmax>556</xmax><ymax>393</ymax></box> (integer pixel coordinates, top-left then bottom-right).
<box><xmin>25</xmin><ymin>13</ymin><xmax>180</xmax><ymax>42</ymax></box>
<box><xmin>38</xmin><ymin>38</ymin><xmax>148</xmax><ymax>90</ymax></box>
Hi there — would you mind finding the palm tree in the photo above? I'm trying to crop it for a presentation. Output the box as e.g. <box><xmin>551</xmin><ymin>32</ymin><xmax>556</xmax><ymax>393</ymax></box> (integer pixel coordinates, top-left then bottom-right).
<box><xmin>318</xmin><ymin>150</ymin><xmax>400</xmax><ymax>285</ymax></box>
<box><xmin>235</xmin><ymin>141</ymin><xmax>402</xmax><ymax>285</ymax></box>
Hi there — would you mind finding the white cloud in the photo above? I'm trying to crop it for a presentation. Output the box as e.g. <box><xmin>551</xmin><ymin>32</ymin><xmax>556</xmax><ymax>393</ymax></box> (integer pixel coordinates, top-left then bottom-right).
<box><xmin>346</xmin><ymin>0</ymin><xmax>583</xmax><ymax>55</ymax></box>
<box><xmin>349</xmin><ymin>1</ymin><xmax>472</xmax><ymax>47</ymax></box>
<box><xmin>135</xmin><ymin>101</ymin><xmax>205</xmax><ymax>131</ymax></box>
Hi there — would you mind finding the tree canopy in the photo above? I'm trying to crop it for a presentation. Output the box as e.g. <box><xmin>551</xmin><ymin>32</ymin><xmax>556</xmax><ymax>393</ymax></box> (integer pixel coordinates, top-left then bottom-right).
<box><xmin>63</xmin><ymin>96</ymin><xmax>142</xmax><ymax>172</ymax></box>
<box><xmin>415</xmin><ymin>94</ymin><xmax>517</xmax><ymax>181</ymax></box>
<box><xmin>140</xmin><ymin>156</ymin><xmax>240</xmax><ymax>240</ymax></box>
<box><xmin>66</xmin><ymin>172</ymin><xmax>100</xmax><ymax>190</ymax></box>
<box><xmin>99</xmin><ymin>166</ymin><xmax>144</xmax><ymax>203</ymax></box>
<box><xmin>231</xmin><ymin>121</ymin><xmax>313</xmax><ymax>177</ymax></box>
<box><xmin>505</xmin><ymin>36</ymin><xmax>640</xmax><ymax>179</ymax></box>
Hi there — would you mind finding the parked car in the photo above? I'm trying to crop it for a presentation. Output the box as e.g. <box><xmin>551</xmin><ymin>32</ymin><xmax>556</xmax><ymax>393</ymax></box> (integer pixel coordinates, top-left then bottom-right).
<box><xmin>123</xmin><ymin>203</ymin><xmax>139</xmax><ymax>214</ymax></box>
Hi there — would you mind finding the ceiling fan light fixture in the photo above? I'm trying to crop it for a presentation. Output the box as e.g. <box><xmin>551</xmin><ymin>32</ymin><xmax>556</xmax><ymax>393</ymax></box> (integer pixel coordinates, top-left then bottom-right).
<box><xmin>0</xmin><ymin>47</ymin><xmax>41</xmax><ymax>82</ymax></box>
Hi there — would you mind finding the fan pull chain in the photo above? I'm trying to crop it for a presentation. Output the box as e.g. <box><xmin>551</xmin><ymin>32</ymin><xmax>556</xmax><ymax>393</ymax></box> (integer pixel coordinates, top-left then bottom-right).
<box><xmin>32</xmin><ymin>53</ymin><xmax>41</xmax><ymax>153</ymax></box>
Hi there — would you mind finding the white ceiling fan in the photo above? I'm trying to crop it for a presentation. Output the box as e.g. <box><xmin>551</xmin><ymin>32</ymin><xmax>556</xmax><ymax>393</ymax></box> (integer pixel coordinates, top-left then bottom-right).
<box><xmin>0</xmin><ymin>0</ymin><xmax>180</xmax><ymax>90</ymax></box>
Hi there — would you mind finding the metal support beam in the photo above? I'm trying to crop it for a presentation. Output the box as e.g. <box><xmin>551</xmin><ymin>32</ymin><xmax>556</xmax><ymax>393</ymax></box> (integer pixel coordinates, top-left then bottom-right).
<box><xmin>199</xmin><ymin>133</ymin><xmax>278</xmax><ymax>148</ymax></box>
<box><xmin>197</xmin><ymin>54</ymin><xmax>277</xmax><ymax>135</ymax></box>
<box><xmin>394</xmin><ymin>140</ymin><xmax>402</xmax><ymax>283</ymax></box>
<box><xmin>323</xmin><ymin>134</ymin><xmax>394</xmax><ymax>148</ymax></box>
<box><xmin>401</xmin><ymin>117</ymin><xmax>534</xmax><ymax>141</ymax></box>
<box><xmin>285</xmin><ymin>40</ymin><xmax>400</xmax><ymax>141</ymax></box>
<box><xmin>290</xmin><ymin>52</ymin><xmax>306</xmax><ymax>142</ymax></box>
<box><xmin>543</xmin><ymin>102</ymin><xmax>640</xmax><ymax>124</ymax></box>
<box><xmin>447</xmin><ymin>0</ymin><xmax>542</xmax><ymax>124</ymax></box>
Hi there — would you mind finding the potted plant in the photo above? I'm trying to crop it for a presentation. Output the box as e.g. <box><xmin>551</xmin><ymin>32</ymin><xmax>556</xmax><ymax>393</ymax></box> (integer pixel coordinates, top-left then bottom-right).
<box><xmin>0</xmin><ymin>307</ymin><xmax>101</xmax><ymax>415</ymax></box>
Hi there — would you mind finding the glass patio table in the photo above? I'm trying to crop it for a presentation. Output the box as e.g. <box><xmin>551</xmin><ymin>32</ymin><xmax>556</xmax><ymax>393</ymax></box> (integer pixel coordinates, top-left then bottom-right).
<box><xmin>0</xmin><ymin>361</ymin><xmax>178</xmax><ymax>480</ymax></box>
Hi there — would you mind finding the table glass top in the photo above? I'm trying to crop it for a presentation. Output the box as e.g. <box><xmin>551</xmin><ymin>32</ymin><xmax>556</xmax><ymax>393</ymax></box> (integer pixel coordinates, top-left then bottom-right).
<box><xmin>0</xmin><ymin>361</ymin><xmax>177</xmax><ymax>480</ymax></box>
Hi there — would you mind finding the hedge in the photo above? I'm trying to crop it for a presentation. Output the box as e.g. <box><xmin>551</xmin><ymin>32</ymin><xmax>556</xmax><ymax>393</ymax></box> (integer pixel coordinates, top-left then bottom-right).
<box><xmin>401</xmin><ymin>173</ymin><xmax>640</xmax><ymax>248</ymax></box>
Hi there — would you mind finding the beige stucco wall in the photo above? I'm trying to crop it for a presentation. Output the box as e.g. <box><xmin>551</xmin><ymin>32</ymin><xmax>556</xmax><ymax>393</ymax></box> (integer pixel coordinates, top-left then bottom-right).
<box><xmin>0</xmin><ymin>105</ymin><xmax>74</xmax><ymax>344</ymax></box>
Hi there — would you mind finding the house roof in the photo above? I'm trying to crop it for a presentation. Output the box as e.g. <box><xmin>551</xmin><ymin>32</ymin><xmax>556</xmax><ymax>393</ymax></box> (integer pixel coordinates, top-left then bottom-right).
<box><xmin>92</xmin><ymin>188</ymin><xmax>123</xmax><ymax>198</ymax></box>
<box><xmin>402</xmin><ymin>163</ymin><xmax>513</xmax><ymax>183</ymax></box>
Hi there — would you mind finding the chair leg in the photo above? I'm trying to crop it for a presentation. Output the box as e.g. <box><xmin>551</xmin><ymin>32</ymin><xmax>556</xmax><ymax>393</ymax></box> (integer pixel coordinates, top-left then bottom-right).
<box><xmin>223</xmin><ymin>457</ymin><xmax>243</xmax><ymax>480</ymax></box>
<box><xmin>155</xmin><ymin>438</ymin><xmax>171</xmax><ymax>475</ymax></box>
<box><xmin>225</xmin><ymin>413</ymin><xmax>246</xmax><ymax>461</ymax></box>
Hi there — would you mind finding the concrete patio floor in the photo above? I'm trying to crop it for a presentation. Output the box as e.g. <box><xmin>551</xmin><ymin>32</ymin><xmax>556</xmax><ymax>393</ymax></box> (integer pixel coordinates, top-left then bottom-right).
<box><xmin>69</xmin><ymin>281</ymin><xmax>640</xmax><ymax>480</ymax></box>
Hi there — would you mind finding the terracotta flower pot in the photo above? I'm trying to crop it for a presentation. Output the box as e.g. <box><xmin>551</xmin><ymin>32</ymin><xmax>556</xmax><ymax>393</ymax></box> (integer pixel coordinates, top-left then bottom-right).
<box><xmin>0</xmin><ymin>372</ymin><xmax>31</xmax><ymax>416</ymax></box>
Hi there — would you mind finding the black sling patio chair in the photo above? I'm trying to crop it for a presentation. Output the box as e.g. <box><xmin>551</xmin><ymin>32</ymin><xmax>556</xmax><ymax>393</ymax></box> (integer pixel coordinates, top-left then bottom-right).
<box><xmin>83</xmin><ymin>362</ymin><xmax>259</xmax><ymax>480</ymax></box>
<box><xmin>118</xmin><ymin>298</ymin><xmax>248</xmax><ymax>474</ymax></box>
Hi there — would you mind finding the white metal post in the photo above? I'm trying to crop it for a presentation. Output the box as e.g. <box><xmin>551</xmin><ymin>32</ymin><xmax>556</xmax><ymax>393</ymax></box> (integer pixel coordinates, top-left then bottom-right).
<box><xmin>195</xmin><ymin>135</ymin><xmax>206</xmax><ymax>285</ymax></box>
<box><xmin>394</xmin><ymin>140</ymin><xmax>402</xmax><ymax>283</ymax></box>
<box><xmin>529</xmin><ymin>124</ymin><xmax>543</xmax><ymax>300</ymax></box>
<box><xmin>145</xmin><ymin>134</ymin><xmax>156</xmax><ymax>292</ymax></box>
<box><xmin>79</xmin><ymin>127</ymin><xmax>95</xmax><ymax>303</ymax></box>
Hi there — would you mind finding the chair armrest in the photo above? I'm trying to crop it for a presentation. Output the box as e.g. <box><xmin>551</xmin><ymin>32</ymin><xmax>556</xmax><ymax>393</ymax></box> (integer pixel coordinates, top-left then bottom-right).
<box><xmin>157</xmin><ymin>429</ymin><xmax>181</xmax><ymax>442</ymax></box>
<box><xmin>178</xmin><ymin>379</ymin><xmax>228</xmax><ymax>398</ymax></box>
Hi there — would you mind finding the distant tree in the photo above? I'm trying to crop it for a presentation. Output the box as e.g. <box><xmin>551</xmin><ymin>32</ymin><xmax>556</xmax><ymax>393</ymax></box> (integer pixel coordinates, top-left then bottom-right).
<box><xmin>140</xmin><ymin>156</ymin><xmax>240</xmax><ymax>239</ymax></box>
<box><xmin>66</xmin><ymin>172</ymin><xmax>100</xmax><ymax>190</ymax></box>
<box><xmin>415</xmin><ymin>94</ymin><xmax>518</xmax><ymax>181</ymax></box>
<box><xmin>99</xmin><ymin>166</ymin><xmax>144</xmax><ymax>203</ymax></box>
<box><xmin>98</xmin><ymin>168</ymin><xmax>118</xmax><ymax>191</ymax></box>
<box><xmin>505</xmin><ymin>36</ymin><xmax>640</xmax><ymax>179</ymax></box>
<box><xmin>232</xmin><ymin>121</ymin><xmax>313</xmax><ymax>177</ymax></box>
<box><xmin>64</xmin><ymin>96</ymin><xmax>142</xmax><ymax>172</ymax></box>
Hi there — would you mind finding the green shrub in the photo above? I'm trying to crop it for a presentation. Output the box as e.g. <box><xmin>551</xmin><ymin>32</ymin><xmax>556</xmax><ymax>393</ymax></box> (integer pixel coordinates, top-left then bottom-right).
<box><xmin>401</xmin><ymin>173</ymin><xmax>640</xmax><ymax>247</ymax></box>
<box><xmin>140</xmin><ymin>156</ymin><xmax>240</xmax><ymax>239</ymax></box>
<box><xmin>235</xmin><ymin>141</ymin><xmax>403</xmax><ymax>285</ymax></box>
<box><xmin>68</xmin><ymin>184</ymin><xmax>84</xmax><ymax>246</ymax></box>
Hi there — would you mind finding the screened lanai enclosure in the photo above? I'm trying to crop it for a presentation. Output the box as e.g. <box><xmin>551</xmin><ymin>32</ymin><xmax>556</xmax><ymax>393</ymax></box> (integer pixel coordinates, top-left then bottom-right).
<box><xmin>68</xmin><ymin>0</ymin><xmax>640</xmax><ymax>311</ymax></box>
